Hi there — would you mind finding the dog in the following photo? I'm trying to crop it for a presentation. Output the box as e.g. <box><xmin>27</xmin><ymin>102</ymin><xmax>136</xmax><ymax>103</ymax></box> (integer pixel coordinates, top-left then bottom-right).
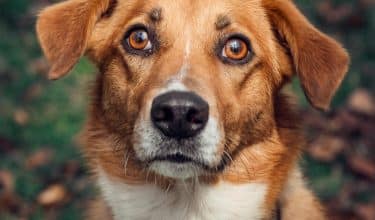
<box><xmin>36</xmin><ymin>0</ymin><xmax>349</xmax><ymax>219</ymax></box>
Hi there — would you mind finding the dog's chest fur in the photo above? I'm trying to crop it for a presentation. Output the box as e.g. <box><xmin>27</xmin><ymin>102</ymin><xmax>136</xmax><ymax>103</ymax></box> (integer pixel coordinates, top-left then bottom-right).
<box><xmin>98</xmin><ymin>171</ymin><xmax>267</xmax><ymax>220</ymax></box>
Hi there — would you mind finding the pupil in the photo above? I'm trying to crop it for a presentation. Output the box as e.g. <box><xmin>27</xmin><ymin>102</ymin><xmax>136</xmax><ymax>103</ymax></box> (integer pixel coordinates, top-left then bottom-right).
<box><xmin>133</xmin><ymin>31</ymin><xmax>147</xmax><ymax>43</ymax></box>
<box><xmin>230</xmin><ymin>40</ymin><xmax>242</xmax><ymax>54</ymax></box>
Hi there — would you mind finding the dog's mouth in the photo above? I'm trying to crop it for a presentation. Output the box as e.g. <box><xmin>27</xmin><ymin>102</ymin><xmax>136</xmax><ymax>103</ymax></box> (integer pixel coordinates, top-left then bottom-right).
<box><xmin>145</xmin><ymin>152</ymin><xmax>208</xmax><ymax>179</ymax></box>
<box><xmin>148</xmin><ymin>152</ymin><xmax>229</xmax><ymax>172</ymax></box>
<box><xmin>151</xmin><ymin>153</ymin><xmax>196</xmax><ymax>164</ymax></box>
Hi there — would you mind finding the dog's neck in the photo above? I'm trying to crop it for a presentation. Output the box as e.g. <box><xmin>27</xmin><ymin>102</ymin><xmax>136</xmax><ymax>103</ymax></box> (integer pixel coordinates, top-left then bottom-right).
<box><xmin>97</xmin><ymin>169</ymin><xmax>269</xmax><ymax>220</ymax></box>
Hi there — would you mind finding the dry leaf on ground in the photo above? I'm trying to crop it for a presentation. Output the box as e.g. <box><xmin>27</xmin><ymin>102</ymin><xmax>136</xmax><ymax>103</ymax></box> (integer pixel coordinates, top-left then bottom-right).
<box><xmin>37</xmin><ymin>184</ymin><xmax>68</xmax><ymax>207</ymax></box>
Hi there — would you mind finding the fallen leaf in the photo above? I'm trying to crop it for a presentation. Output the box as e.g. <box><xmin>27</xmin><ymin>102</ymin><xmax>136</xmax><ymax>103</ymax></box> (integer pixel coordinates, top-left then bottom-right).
<box><xmin>347</xmin><ymin>89</ymin><xmax>375</xmax><ymax>116</ymax></box>
<box><xmin>26</xmin><ymin>149</ymin><xmax>53</xmax><ymax>170</ymax></box>
<box><xmin>13</xmin><ymin>109</ymin><xmax>29</xmax><ymax>126</ymax></box>
<box><xmin>348</xmin><ymin>156</ymin><xmax>375</xmax><ymax>179</ymax></box>
<box><xmin>308</xmin><ymin>136</ymin><xmax>346</xmax><ymax>162</ymax></box>
<box><xmin>37</xmin><ymin>184</ymin><xmax>67</xmax><ymax>207</ymax></box>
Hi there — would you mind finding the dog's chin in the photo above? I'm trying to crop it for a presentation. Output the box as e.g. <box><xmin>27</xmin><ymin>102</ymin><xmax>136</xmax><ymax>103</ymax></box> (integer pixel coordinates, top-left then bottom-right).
<box><xmin>149</xmin><ymin>161</ymin><xmax>204</xmax><ymax>179</ymax></box>
<box><xmin>134</xmin><ymin>116</ymin><xmax>224</xmax><ymax>179</ymax></box>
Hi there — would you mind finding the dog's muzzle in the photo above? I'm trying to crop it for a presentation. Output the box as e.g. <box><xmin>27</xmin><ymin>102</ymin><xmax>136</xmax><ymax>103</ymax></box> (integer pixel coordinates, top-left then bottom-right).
<box><xmin>133</xmin><ymin>90</ymin><xmax>222</xmax><ymax>179</ymax></box>
<box><xmin>151</xmin><ymin>91</ymin><xmax>209</xmax><ymax>139</ymax></box>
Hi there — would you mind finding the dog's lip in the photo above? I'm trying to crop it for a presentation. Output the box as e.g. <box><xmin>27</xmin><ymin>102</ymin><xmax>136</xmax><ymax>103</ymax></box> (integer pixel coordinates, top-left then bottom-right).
<box><xmin>151</xmin><ymin>153</ymin><xmax>195</xmax><ymax>164</ymax></box>
<box><xmin>147</xmin><ymin>153</ymin><xmax>229</xmax><ymax>173</ymax></box>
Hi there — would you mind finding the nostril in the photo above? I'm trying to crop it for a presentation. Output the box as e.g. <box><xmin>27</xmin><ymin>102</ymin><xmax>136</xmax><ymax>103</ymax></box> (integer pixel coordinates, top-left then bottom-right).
<box><xmin>186</xmin><ymin>108</ymin><xmax>198</xmax><ymax>123</ymax></box>
<box><xmin>186</xmin><ymin>108</ymin><xmax>204</xmax><ymax>124</ymax></box>
<box><xmin>152</xmin><ymin>106</ymin><xmax>174</xmax><ymax>122</ymax></box>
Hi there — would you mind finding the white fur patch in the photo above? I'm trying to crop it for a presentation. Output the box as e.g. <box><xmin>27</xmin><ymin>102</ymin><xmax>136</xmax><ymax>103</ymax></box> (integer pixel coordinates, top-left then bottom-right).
<box><xmin>98</xmin><ymin>170</ymin><xmax>268</xmax><ymax>220</ymax></box>
<box><xmin>176</xmin><ymin>40</ymin><xmax>191</xmax><ymax>80</ymax></box>
<box><xmin>133</xmin><ymin>116</ymin><xmax>222</xmax><ymax>179</ymax></box>
<box><xmin>159</xmin><ymin>81</ymin><xmax>188</xmax><ymax>95</ymax></box>
<box><xmin>149</xmin><ymin>161</ymin><xmax>200</xmax><ymax>179</ymax></box>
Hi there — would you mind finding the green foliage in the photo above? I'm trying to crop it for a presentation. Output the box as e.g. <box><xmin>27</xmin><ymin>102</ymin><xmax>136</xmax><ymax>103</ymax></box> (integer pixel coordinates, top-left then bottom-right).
<box><xmin>0</xmin><ymin>6</ymin><xmax>95</xmax><ymax>217</ymax></box>
<box><xmin>303</xmin><ymin>157</ymin><xmax>346</xmax><ymax>200</ymax></box>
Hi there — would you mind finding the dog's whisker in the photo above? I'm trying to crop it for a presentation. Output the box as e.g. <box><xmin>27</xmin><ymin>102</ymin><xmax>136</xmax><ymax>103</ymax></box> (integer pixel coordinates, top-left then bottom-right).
<box><xmin>146</xmin><ymin>169</ymin><xmax>151</xmax><ymax>183</ymax></box>
<box><xmin>223</xmin><ymin>150</ymin><xmax>234</xmax><ymax>164</ymax></box>
<box><xmin>123</xmin><ymin>152</ymin><xmax>131</xmax><ymax>176</ymax></box>
<box><xmin>181</xmin><ymin>178</ymin><xmax>189</xmax><ymax>194</ymax></box>
<box><xmin>164</xmin><ymin>182</ymin><xmax>172</xmax><ymax>194</ymax></box>
<box><xmin>239</xmin><ymin>152</ymin><xmax>255</xmax><ymax>179</ymax></box>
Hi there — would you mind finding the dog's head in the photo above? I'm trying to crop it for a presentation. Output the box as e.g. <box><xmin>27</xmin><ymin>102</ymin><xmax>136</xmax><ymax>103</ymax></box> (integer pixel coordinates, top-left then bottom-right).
<box><xmin>37</xmin><ymin>0</ymin><xmax>348</xmax><ymax>180</ymax></box>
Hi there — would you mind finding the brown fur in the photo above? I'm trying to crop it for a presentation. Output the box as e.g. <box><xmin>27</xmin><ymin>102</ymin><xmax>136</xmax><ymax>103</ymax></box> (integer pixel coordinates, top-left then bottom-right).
<box><xmin>36</xmin><ymin>0</ymin><xmax>349</xmax><ymax>219</ymax></box>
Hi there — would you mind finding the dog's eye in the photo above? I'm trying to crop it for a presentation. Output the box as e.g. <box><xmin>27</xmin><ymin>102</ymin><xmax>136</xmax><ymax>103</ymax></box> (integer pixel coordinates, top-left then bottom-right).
<box><xmin>122</xmin><ymin>25</ymin><xmax>155</xmax><ymax>56</ymax></box>
<box><xmin>223</xmin><ymin>39</ymin><xmax>248</xmax><ymax>60</ymax></box>
<box><xmin>218</xmin><ymin>35</ymin><xmax>253</xmax><ymax>65</ymax></box>
<box><xmin>127</xmin><ymin>29</ymin><xmax>152</xmax><ymax>51</ymax></box>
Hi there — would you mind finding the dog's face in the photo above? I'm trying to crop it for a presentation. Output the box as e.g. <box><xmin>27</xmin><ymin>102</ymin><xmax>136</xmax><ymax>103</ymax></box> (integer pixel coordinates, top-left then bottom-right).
<box><xmin>37</xmin><ymin>0</ymin><xmax>348</xmax><ymax>181</ymax></box>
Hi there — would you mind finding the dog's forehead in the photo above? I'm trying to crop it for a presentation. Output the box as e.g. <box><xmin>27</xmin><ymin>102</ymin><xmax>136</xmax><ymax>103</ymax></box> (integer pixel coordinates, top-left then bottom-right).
<box><xmin>105</xmin><ymin>0</ymin><xmax>274</xmax><ymax>55</ymax></box>
<box><xmin>146</xmin><ymin>0</ymin><xmax>264</xmax><ymax>20</ymax></box>
<box><xmin>91</xmin><ymin>0</ymin><xmax>276</xmax><ymax>69</ymax></box>
<box><xmin>114</xmin><ymin>0</ymin><xmax>267</xmax><ymax>30</ymax></box>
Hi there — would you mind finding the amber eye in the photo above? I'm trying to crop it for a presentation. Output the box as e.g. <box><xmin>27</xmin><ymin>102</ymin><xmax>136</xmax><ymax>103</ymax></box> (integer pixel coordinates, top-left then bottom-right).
<box><xmin>127</xmin><ymin>29</ymin><xmax>152</xmax><ymax>51</ymax></box>
<box><xmin>223</xmin><ymin>38</ymin><xmax>249</xmax><ymax>61</ymax></box>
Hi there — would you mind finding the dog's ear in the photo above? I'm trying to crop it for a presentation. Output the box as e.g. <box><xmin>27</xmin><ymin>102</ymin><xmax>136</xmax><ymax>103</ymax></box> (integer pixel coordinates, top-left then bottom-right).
<box><xmin>36</xmin><ymin>0</ymin><xmax>112</xmax><ymax>80</ymax></box>
<box><xmin>263</xmin><ymin>0</ymin><xmax>349</xmax><ymax>110</ymax></box>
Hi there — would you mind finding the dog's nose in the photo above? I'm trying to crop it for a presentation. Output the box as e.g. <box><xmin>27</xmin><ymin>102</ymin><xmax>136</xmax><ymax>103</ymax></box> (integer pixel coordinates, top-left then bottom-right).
<box><xmin>151</xmin><ymin>91</ymin><xmax>209</xmax><ymax>139</ymax></box>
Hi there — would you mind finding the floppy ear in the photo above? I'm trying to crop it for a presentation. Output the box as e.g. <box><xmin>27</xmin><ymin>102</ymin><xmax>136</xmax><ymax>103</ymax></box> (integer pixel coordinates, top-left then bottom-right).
<box><xmin>263</xmin><ymin>0</ymin><xmax>349</xmax><ymax>110</ymax></box>
<box><xmin>36</xmin><ymin>0</ymin><xmax>111</xmax><ymax>80</ymax></box>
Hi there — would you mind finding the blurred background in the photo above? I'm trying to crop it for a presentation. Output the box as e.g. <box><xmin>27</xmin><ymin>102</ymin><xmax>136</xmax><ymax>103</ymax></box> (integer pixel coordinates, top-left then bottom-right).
<box><xmin>0</xmin><ymin>0</ymin><xmax>374</xmax><ymax>219</ymax></box>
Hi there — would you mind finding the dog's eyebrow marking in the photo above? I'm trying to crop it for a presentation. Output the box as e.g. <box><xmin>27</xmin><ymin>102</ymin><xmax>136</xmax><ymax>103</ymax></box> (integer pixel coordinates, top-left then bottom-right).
<box><xmin>149</xmin><ymin>8</ymin><xmax>162</xmax><ymax>22</ymax></box>
<box><xmin>101</xmin><ymin>0</ymin><xmax>118</xmax><ymax>19</ymax></box>
<box><xmin>215</xmin><ymin>15</ymin><xmax>231</xmax><ymax>30</ymax></box>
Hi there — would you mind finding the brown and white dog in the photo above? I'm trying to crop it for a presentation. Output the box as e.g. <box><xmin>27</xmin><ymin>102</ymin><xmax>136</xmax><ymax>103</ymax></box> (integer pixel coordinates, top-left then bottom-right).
<box><xmin>36</xmin><ymin>0</ymin><xmax>349</xmax><ymax>219</ymax></box>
